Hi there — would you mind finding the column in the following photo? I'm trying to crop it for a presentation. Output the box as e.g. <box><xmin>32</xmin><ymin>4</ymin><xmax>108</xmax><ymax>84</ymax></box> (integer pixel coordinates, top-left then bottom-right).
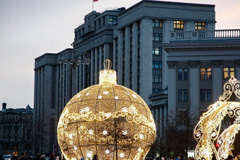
<box><xmin>140</xmin><ymin>19</ymin><xmax>153</xmax><ymax>103</ymax></box>
<box><xmin>90</xmin><ymin>50</ymin><xmax>94</xmax><ymax>85</ymax></box>
<box><xmin>212</xmin><ymin>60</ymin><xmax>223</xmax><ymax>101</ymax></box>
<box><xmin>99</xmin><ymin>46</ymin><xmax>102</xmax><ymax>70</ymax></box>
<box><xmin>132</xmin><ymin>22</ymin><xmax>138</xmax><ymax>92</ymax></box>
<box><xmin>117</xmin><ymin>30</ymin><xmax>123</xmax><ymax>84</ymax></box>
<box><xmin>167</xmin><ymin>61</ymin><xmax>177</xmax><ymax>117</ymax></box>
<box><xmin>95</xmin><ymin>48</ymin><xmax>98</xmax><ymax>83</ymax></box>
<box><xmin>124</xmin><ymin>26</ymin><xmax>130</xmax><ymax>88</ymax></box>
<box><xmin>113</xmin><ymin>40</ymin><xmax>116</xmax><ymax>69</ymax></box>
<box><xmin>189</xmin><ymin>61</ymin><xmax>200</xmax><ymax>115</ymax></box>
<box><xmin>104</xmin><ymin>44</ymin><xmax>110</xmax><ymax>60</ymax></box>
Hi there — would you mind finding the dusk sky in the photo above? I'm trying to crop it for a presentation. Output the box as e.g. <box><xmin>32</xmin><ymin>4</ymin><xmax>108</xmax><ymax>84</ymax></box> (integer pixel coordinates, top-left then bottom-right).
<box><xmin>0</xmin><ymin>0</ymin><xmax>240</xmax><ymax>109</ymax></box>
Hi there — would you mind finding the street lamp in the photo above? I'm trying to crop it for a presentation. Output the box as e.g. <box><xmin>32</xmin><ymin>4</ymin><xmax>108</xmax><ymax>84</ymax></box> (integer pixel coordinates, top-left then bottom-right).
<box><xmin>58</xmin><ymin>41</ymin><xmax>90</xmax><ymax>68</ymax></box>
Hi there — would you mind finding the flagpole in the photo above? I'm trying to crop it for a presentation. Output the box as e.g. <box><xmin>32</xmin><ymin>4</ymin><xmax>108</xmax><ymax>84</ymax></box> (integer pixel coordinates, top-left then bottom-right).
<box><xmin>92</xmin><ymin>0</ymin><xmax>94</xmax><ymax>11</ymax></box>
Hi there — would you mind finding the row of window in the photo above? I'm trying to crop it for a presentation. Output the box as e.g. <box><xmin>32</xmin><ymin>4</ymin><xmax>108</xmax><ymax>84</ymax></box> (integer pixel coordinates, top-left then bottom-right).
<box><xmin>153</xmin><ymin>19</ymin><xmax>205</xmax><ymax>30</ymax></box>
<box><xmin>178</xmin><ymin>89</ymin><xmax>212</xmax><ymax>102</ymax></box>
<box><xmin>174</xmin><ymin>21</ymin><xmax>205</xmax><ymax>30</ymax></box>
<box><xmin>178</xmin><ymin>67</ymin><xmax>235</xmax><ymax>80</ymax></box>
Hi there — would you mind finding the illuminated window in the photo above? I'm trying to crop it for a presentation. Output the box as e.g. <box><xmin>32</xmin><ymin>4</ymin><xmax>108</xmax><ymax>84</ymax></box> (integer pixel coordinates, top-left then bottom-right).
<box><xmin>223</xmin><ymin>67</ymin><xmax>235</xmax><ymax>79</ymax></box>
<box><xmin>153</xmin><ymin>19</ymin><xmax>163</xmax><ymax>28</ymax></box>
<box><xmin>178</xmin><ymin>68</ymin><xmax>188</xmax><ymax>80</ymax></box>
<box><xmin>153</xmin><ymin>33</ymin><xmax>162</xmax><ymax>41</ymax></box>
<box><xmin>152</xmin><ymin>47</ymin><xmax>162</xmax><ymax>55</ymax></box>
<box><xmin>178</xmin><ymin>89</ymin><xmax>188</xmax><ymax>102</ymax></box>
<box><xmin>200</xmin><ymin>89</ymin><xmax>212</xmax><ymax>101</ymax></box>
<box><xmin>195</xmin><ymin>22</ymin><xmax>205</xmax><ymax>30</ymax></box>
<box><xmin>200</xmin><ymin>68</ymin><xmax>212</xmax><ymax>80</ymax></box>
<box><xmin>174</xmin><ymin>21</ymin><xmax>184</xmax><ymax>29</ymax></box>
<box><xmin>109</xmin><ymin>15</ymin><xmax>117</xmax><ymax>25</ymax></box>
<box><xmin>152</xmin><ymin>61</ymin><xmax>162</xmax><ymax>69</ymax></box>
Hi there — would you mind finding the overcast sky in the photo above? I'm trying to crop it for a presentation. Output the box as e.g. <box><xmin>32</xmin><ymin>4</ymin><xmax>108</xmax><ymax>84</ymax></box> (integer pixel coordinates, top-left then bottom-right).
<box><xmin>0</xmin><ymin>0</ymin><xmax>239</xmax><ymax>109</ymax></box>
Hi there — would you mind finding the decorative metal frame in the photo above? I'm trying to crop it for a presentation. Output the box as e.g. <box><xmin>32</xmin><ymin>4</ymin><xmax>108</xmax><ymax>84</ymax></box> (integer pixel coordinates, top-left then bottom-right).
<box><xmin>194</xmin><ymin>77</ymin><xmax>240</xmax><ymax>160</ymax></box>
<box><xmin>57</xmin><ymin>60</ymin><xmax>156</xmax><ymax>160</ymax></box>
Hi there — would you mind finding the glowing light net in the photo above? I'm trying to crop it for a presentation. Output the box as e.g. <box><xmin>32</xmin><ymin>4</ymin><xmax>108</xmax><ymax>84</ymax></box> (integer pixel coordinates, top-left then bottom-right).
<box><xmin>194</xmin><ymin>77</ymin><xmax>240</xmax><ymax>160</ymax></box>
<box><xmin>57</xmin><ymin>59</ymin><xmax>156</xmax><ymax>160</ymax></box>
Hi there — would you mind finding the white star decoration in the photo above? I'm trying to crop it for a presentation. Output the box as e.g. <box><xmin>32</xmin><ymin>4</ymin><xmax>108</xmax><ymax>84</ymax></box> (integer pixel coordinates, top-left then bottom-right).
<box><xmin>89</xmin><ymin>129</ymin><xmax>94</xmax><ymax>135</ymax></box>
<box><xmin>103</xmin><ymin>91</ymin><xmax>109</xmax><ymax>95</ymax></box>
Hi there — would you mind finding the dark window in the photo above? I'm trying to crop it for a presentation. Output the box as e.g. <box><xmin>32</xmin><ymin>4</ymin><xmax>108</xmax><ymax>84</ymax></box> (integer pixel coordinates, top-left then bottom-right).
<box><xmin>200</xmin><ymin>68</ymin><xmax>212</xmax><ymax>80</ymax></box>
<box><xmin>153</xmin><ymin>33</ymin><xmax>162</xmax><ymax>42</ymax></box>
<box><xmin>178</xmin><ymin>68</ymin><xmax>188</xmax><ymax>80</ymax></box>
<box><xmin>223</xmin><ymin>67</ymin><xmax>235</xmax><ymax>80</ymax></box>
<box><xmin>152</xmin><ymin>61</ymin><xmax>162</xmax><ymax>69</ymax></box>
<box><xmin>178</xmin><ymin>89</ymin><xmax>188</xmax><ymax>102</ymax></box>
<box><xmin>109</xmin><ymin>15</ymin><xmax>117</xmax><ymax>25</ymax></box>
<box><xmin>153</xmin><ymin>19</ymin><xmax>163</xmax><ymax>28</ymax></box>
<box><xmin>200</xmin><ymin>89</ymin><xmax>212</xmax><ymax>101</ymax></box>
<box><xmin>152</xmin><ymin>47</ymin><xmax>162</xmax><ymax>56</ymax></box>
<box><xmin>152</xmin><ymin>75</ymin><xmax>162</xmax><ymax>83</ymax></box>
<box><xmin>153</xmin><ymin>88</ymin><xmax>161</xmax><ymax>93</ymax></box>
<box><xmin>174</xmin><ymin>21</ymin><xmax>184</xmax><ymax>29</ymax></box>
<box><xmin>195</xmin><ymin>22</ymin><xmax>205</xmax><ymax>30</ymax></box>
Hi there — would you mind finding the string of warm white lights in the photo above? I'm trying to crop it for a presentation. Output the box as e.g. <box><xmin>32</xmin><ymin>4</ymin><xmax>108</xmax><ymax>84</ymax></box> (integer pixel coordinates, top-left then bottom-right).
<box><xmin>194</xmin><ymin>77</ymin><xmax>240</xmax><ymax>160</ymax></box>
<box><xmin>57</xmin><ymin>59</ymin><xmax>156</xmax><ymax>160</ymax></box>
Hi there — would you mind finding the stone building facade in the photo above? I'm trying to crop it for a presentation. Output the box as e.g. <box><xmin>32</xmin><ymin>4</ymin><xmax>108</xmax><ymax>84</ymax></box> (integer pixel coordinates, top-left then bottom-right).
<box><xmin>33</xmin><ymin>0</ymin><xmax>240</xmax><ymax>155</ymax></box>
<box><xmin>0</xmin><ymin>103</ymin><xmax>33</xmax><ymax>156</ymax></box>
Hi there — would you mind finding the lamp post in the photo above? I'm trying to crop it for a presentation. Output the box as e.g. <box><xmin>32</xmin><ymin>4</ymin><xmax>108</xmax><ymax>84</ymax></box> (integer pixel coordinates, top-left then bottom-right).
<box><xmin>58</xmin><ymin>41</ymin><xmax>90</xmax><ymax>94</ymax></box>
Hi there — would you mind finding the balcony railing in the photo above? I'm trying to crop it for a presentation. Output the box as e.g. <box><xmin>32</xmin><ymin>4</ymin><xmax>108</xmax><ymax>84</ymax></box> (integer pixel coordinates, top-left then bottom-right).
<box><xmin>170</xmin><ymin>29</ymin><xmax>240</xmax><ymax>41</ymax></box>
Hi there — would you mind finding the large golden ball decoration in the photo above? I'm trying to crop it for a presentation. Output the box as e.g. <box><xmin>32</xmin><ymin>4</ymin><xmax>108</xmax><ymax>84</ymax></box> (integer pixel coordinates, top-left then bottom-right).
<box><xmin>57</xmin><ymin>60</ymin><xmax>156</xmax><ymax>160</ymax></box>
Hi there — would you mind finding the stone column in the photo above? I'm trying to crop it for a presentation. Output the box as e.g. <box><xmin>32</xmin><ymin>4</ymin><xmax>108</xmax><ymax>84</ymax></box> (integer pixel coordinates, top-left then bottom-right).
<box><xmin>99</xmin><ymin>46</ymin><xmax>102</xmax><ymax>70</ymax></box>
<box><xmin>212</xmin><ymin>60</ymin><xmax>223</xmax><ymax>101</ymax></box>
<box><xmin>94</xmin><ymin>48</ymin><xmax>98</xmax><ymax>83</ymax></box>
<box><xmin>167</xmin><ymin>61</ymin><xmax>177</xmax><ymax>117</ymax></box>
<box><xmin>189</xmin><ymin>61</ymin><xmax>200</xmax><ymax>115</ymax></box>
<box><xmin>132</xmin><ymin>22</ymin><xmax>138</xmax><ymax>92</ymax></box>
<box><xmin>113</xmin><ymin>40</ymin><xmax>116</xmax><ymax>69</ymax></box>
<box><xmin>140</xmin><ymin>19</ymin><xmax>153</xmax><ymax>103</ymax></box>
<box><xmin>117</xmin><ymin>30</ymin><xmax>123</xmax><ymax>84</ymax></box>
<box><xmin>90</xmin><ymin>50</ymin><xmax>93</xmax><ymax>85</ymax></box>
<box><xmin>124</xmin><ymin>26</ymin><xmax>130</xmax><ymax>88</ymax></box>
<box><xmin>104</xmin><ymin>44</ymin><xmax>110</xmax><ymax>60</ymax></box>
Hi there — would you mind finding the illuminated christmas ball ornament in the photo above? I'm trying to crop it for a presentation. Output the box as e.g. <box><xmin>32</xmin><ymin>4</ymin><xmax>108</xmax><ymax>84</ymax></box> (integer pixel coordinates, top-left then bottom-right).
<box><xmin>57</xmin><ymin>59</ymin><xmax>156</xmax><ymax>160</ymax></box>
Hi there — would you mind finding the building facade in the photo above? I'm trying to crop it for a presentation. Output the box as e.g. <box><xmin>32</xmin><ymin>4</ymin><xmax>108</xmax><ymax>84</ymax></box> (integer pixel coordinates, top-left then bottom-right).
<box><xmin>36</xmin><ymin>0</ymin><xmax>240</xmax><ymax>155</ymax></box>
<box><xmin>0</xmin><ymin>103</ymin><xmax>33</xmax><ymax>156</ymax></box>
<box><xmin>148</xmin><ymin>30</ymin><xmax>240</xmax><ymax>155</ymax></box>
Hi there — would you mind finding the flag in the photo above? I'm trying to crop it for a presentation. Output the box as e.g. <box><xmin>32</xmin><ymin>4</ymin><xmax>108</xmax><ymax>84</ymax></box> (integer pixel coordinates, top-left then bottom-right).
<box><xmin>93</xmin><ymin>0</ymin><xmax>98</xmax><ymax>2</ymax></box>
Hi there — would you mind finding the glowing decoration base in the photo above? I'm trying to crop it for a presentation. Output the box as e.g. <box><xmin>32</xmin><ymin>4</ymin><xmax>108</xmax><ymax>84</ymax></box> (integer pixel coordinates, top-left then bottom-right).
<box><xmin>194</xmin><ymin>76</ymin><xmax>240</xmax><ymax>160</ymax></box>
<box><xmin>57</xmin><ymin>60</ymin><xmax>156</xmax><ymax>160</ymax></box>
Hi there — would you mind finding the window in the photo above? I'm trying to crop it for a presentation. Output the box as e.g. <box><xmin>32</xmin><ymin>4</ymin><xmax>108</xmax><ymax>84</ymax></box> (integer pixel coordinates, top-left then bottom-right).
<box><xmin>109</xmin><ymin>15</ymin><xmax>117</xmax><ymax>25</ymax></box>
<box><xmin>178</xmin><ymin>68</ymin><xmax>188</xmax><ymax>80</ymax></box>
<box><xmin>223</xmin><ymin>67</ymin><xmax>235</xmax><ymax>79</ymax></box>
<box><xmin>152</xmin><ymin>47</ymin><xmax>162</xmax><ymax>55</ymax></box>
<box><xmin>153</xmin><ymin>88</ymin><xmax>161</xmax><ymax>93</ymax></box>
<box><xmin>152</xmin><ymin>61</ymin><xmax>162</xmax><ymax>69</ymax></box>
<box><xmin>178</xmin><ymin>89</ymin><xmax>188</xmax><ymax>102</ymax></box>
<box><xmin>153</xmin><ymin>33</ymin><xmax>162</xmax><ymax>41</ymax></box>
<box><xmin>200</xmin><ymin>89</ymin><xmax>212</xmax><ymax>101</ymax></box>
<box><xmin>200</xmin><ymin>68</ymin><xmax>212</xmax><ymax>80</ymax></box>
<box><xmin>195</xmin><ymin>22</ymin><xmax>205</xmax><ymax>30</ymax></box>
<box><xmin>153</xmin><ymin>19</ymin><xmax>163</xmax><ymax>28</ymax></box>
<box><xmin>174</xmin><ymin>21</ymin><xmax>184</xmax><ymax>29</ymax></box>
<box><xmin>152</xmin><ymin>75</ymin><xmax>162</xmax><ymax>83</ymax></box>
